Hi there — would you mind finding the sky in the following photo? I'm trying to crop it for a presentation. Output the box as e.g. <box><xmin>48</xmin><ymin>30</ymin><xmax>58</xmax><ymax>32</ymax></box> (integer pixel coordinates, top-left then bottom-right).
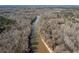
<box><xmin>0</xmin><ymin>0</ymin><xmax>79</xmax><ymax>5</ymax></box>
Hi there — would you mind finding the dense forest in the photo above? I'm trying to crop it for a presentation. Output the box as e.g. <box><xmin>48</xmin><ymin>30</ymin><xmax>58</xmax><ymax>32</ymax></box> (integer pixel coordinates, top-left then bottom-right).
<box><xmin>39</xmin><ymin>10</ymin><xmax>79</xmax><ymax>52</ymax></box>
<box><xmin>0</xmin><ymin>7</ymin><xmax>79</xmax><ymax>53</ymax></box>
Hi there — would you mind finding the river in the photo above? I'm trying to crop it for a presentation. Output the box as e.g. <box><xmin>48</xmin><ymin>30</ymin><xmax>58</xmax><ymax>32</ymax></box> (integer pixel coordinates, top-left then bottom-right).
<box><xmin>30</xmin><ymin>15</ymin><xmax>53</xmax><ymax>53</ymax></box>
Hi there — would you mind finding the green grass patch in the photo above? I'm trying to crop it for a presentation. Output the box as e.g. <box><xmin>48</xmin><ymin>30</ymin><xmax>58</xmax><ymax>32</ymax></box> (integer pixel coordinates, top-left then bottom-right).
<box><xmin>0</xmin><ymin>16</ymin><xmax>16</xmax><ymax>33</ymax></box>
<box><xmin>31</xmin><ymin>46</ymin><xmax>37</xmax><ymax>50</ymax></box>
<box><xmin>31</xmin><ymin>41</ymin><xmax>38</xmax><ymax>45</ymax></box>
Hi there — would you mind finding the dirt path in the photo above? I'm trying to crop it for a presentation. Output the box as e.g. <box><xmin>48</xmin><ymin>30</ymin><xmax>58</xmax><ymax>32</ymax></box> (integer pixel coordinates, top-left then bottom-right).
<box><xmin>37</xmin><ymin>38</ymin><xmax>49</xmax><ymax>53</ymax></box>
<box><xmin>36</xmin><ymin>34</ymin><xmax>54</xmax><ymax>53</ymax></box>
